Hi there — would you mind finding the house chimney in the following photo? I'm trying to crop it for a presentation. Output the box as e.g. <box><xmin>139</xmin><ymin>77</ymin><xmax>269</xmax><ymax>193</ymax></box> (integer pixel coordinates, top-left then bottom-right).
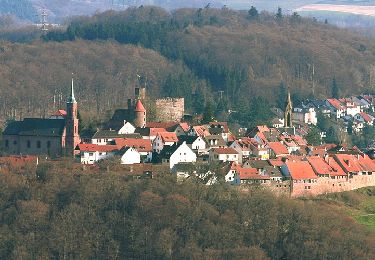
<box><xmin>344</xmin><ymin>159</ymin><xmax>350</xmax><ymax>166</ymax></box>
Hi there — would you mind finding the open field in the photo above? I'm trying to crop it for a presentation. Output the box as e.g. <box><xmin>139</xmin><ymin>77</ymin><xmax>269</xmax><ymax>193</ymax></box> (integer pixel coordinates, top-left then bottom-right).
<box><xmin>320</xmin><ymin>187</ymin><xmax>375</xmax><ymax>232</ymax></box>
<box><xmin>297</xmin><ymin>4</ymin><xmax>375</xmax><ymax>16</ymax></box>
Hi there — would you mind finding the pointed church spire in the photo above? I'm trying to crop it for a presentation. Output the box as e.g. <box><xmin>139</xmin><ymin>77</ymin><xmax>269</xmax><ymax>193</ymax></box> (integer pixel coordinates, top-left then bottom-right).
<box><xmin>67</xmin><ymin>75</ymin><xmax>76</xmax><ymax>103</ymax></box>
<box><xmin>284</xmin><ymin>90</ymin><xmax>293</xmax><ymax>127</ymax></box>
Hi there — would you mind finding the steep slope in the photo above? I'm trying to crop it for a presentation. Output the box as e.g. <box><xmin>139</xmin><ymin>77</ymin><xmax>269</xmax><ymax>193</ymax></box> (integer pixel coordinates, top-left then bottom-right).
<box><xmin>45</xmin><ymin>7</ymin><xmax>375</xmax><ymax>103</ymax></box>
<box><xmin>0</xmin><ymin>40</ymin><xmax>199</xmax><ymax>122</ymax></box>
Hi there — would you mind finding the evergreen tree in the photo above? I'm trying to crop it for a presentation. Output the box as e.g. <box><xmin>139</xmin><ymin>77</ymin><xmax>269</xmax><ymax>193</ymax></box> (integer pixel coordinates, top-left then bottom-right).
<box><xmin>276</xmin><ymin>7</ymin><xmax>283</xmax><ymax>20</ymax></box>
<box><xmin>203</xmin><ymin>102</ymin><xmax>215</xmax><ymax>123</ymax></box>
<box><xmin>305</xmin><ymin>127</ymin><xmax>321</xmax><ymax>145</ymax></box>
<box><xmin>248</xmin><ymin>6</ymin><xmax>259</xmax><ymax>20</ymax></box>
<box><xmin>331</xmin><ymin>77</ymin><xmax>340</xmax><ymax>98</ymax></box>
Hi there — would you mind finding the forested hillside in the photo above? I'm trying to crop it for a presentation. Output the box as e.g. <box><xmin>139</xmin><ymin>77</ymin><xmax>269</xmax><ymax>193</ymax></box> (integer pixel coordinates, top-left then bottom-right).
<box><xmin>0</xmin><ymin>165</ymin><xmax>374</xmax><ymax>259</ymax></box>
<box><xmin>44</xmin><ymin>7</ymin><xmax>375</xmax><ymax>111</ymax></box>
<box><xmin>0</xmin><ymin>0</ymin><xmax>37</xmax><ymax>21</ymax></box>
<box><xmin>2</xmin><ymin>7</ymin><xmax>375</xmax><ymax>127</ymax></box>
<box><xmin>0</xmin><ymin>40</ymin><xmax>204</xmax><ymax>123</ymax></box>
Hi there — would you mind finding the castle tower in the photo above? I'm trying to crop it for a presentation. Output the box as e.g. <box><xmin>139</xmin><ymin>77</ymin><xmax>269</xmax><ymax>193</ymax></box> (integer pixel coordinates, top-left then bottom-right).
<box><xmin>134</xmin><ymin>99</ymin><xmax>146</xmax><ymax>128</ymax></box>
<box><xmin>65</xmin><ymin>77</ymin><xmax>80</xmax><ymax>155</ymax></box>
<box><xmin>284</xmin><ymin>91</ymin><xmax>293</xmax><ymax>127</ymax></box>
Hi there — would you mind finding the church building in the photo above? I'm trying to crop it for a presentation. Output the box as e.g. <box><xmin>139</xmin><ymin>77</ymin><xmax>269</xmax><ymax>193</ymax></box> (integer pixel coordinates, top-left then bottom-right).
<box><xmin>2</xmin><ymin>78</ymin><xmax>80</xmax><ymax>157</ymax></box>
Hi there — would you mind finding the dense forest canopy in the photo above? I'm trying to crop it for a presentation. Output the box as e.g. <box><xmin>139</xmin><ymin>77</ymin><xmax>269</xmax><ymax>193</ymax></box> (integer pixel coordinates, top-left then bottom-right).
<box><xmin>0</xmin><ymin>40</ymin><xmax>206</xmax><ymax>124</ymax></box>
<box><xmin>0</xmin><ymin>164</ymin><xmax>374</xmax><ymax>259</ymax></box>
<box><xmin>1</xmin><ymin>6</ymin><xmax>375</xmax><ymax>128</ymax></box>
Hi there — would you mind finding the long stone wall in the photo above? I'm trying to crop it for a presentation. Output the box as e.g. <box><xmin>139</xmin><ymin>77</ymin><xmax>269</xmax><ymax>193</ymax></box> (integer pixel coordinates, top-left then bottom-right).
<box><xmin>291</xmin><ymin>175</ymin><xmax>375</xmax><ymax>197</ymax></box>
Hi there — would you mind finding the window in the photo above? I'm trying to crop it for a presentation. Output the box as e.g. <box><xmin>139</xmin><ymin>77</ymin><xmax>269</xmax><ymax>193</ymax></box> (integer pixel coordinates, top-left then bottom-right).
<box><xmin>47</xmin><ymin>141</ymin><xmax>51</xmax><ymax>149</ymax></box>
<box><xmin>13</xmin><ymin>140</ymin><xmax>17</xmax><ymax>145</ymax></box>
<box><xmin>5</xmin><ymin>140</ymin><xmax>9</xmax><ymax>148</ymax></box>
<box><xmin>37</xmin><ymin>141</ymin><xmax>41</xmax><ymax>149</ymax></box>
<box><xmin>27</xmin><ymin>140</ymin><xmax>31</xmax><ymax>148</ymax></box>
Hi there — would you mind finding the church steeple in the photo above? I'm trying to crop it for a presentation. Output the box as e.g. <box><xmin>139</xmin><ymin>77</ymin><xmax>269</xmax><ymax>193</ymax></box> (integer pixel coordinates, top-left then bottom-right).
<box><xmin>284</xmin><ymin>91</ymin><xmax>293</xmax><ymax>127</ymax></box>
<box><xmin>65</xmin><ymin>76</ymin><xmax>80</xmax><ymax>156</ymax></box>
<box><xmin>67</xmin><ymin>77</ymin><xmax>76</xmax><ymax>103</ymax></box>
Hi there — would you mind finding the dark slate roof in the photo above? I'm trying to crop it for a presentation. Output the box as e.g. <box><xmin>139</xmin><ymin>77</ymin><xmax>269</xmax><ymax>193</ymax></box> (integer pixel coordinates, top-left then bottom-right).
<box><xmin>263</xmin><ymin>166</ymin><xmax>283</xmax><ymax>178</ymax></box>
<box><xmin>160</xmin><ymin>144</ymin><xmax>179</xmax><ymax>159</ymax></box>
<box><xmin>92</xmin><ymin>130</ymin><xmax>141</xmax><ymax>139</ymax></box>
<box><xmin>244</xmin><ymin>160</ymin><xmax>270</xmax><ymax>169</ymax></box>
<box><xmin>209</xmin><ymin>128</ymin><xmax>224</xmax><ymax>135</ymax></box>
<box><xmin>3</xmin><ymin>118</ymin><xmax>65</xmax><ymax>137</ymax></box>
<box><xmin>106</xmin><ymin>109</ymin><xmax>134</xmax><ymax>130</ymax></box>
<box><xmin>178</xmin><ymin>135</ymin><xmax>199</xmax><ymax>145</ymax></box>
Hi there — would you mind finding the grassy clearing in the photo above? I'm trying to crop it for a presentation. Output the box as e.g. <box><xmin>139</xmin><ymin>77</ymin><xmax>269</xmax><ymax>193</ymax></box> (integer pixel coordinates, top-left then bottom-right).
<box><xmin>317</xmin><ymin>187</ymin><xmax>375</xmax><ymax>231</ymax></box>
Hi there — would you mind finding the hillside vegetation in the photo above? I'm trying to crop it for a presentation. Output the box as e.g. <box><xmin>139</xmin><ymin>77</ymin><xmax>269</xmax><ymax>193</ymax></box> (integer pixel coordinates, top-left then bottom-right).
<box><xmin>1</xmin><ymin>7</ymin><xmax>375</xmax><ymax>126</ymax></box>
<box><xmin>45</xmin><ymin>7</ymin><xmax>375</xmax><ymax>99</ymax></box>
<box><xmin>0</xmin><ymin>165</ymin><xmax>374</xmax><ymax>259</ymax></box>
<box><xmin>0</xmin><ymin>40</ymin><xmax>203</xmax><ymax>123</ymax></box>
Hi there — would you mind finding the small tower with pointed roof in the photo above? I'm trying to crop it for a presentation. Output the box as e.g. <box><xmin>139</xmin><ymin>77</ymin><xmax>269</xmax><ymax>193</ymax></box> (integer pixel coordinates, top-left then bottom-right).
<box><xmin>65</xmin><ymin>77</ymin><xmax>80</xmax><ymax>155</ymax></box>
<box><xmin>134</xmin><ymin>99</ymin><xmax>146</xmax><ymax>128</ymax></box>
<box><xmin>284</xmin><ymin>91</ymin><xmax>293</xmax><ymax>127</ymax></box>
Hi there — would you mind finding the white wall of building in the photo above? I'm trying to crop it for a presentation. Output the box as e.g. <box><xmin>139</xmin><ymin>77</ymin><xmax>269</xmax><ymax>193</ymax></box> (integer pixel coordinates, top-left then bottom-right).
<box><xmin>170</xmin><ymin>142</ymin><xmax>197</xmax><ymax>169</ymax></box>
<box><xmin>121</xmin><ymin>148</ymin><xmax>141</xmax><ymax>165</ymax></box>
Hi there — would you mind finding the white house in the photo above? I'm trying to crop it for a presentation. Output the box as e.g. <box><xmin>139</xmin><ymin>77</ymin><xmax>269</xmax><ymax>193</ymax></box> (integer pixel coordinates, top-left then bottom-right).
<box><xmin>159</xmin><ymin>142</ymin><xmax>197</xmax><ymax>169</ymax></box>
<box><xmin>76</xmin><ymin>144</ymin><xmax>117</xmax><ymax>165</ymax></box>
<box><xmin>293</xmin><ymin>107</ymin><xmax>317</xmax><ymax>125</ymax></box>
<box><xmin>326</xmin><ymin>99</ymin><xmax>345</xmax><ymax>119</ymax></box>
<box><xmin>169</xmin><ymin>142</ymin><xmax>197</xmax><ymax>169</ymax></box>
<box><xmin>340</xmin><ymin>98</ymin><xmax>361</xmax><ymax>117</ymax></box>
<box><xmin>178</xmin><ymin>136</ymin><xmax>207</xmax><ymax>155</ymax></box>
<box><xmin>209</xmin><ymin>148</ymin><xmax>239</xmax><ymax>163</ymax></box>
<box><xmin>120</xmin><ymin>147</ymin><xmax>141</xmax><ymax>165</ymax></box>
<box><xmin>118</xmin><ymin>121</ymin><xmax>136</xmax><ymax>134</ymax></box>
<box><xmin>115</xmin><ymin>138</ymin><xmax>153</xmax><ymax>162</ymax></box>
<box><xmin>230</xmin><ymin>138</ymin><xmax>252</xmax><ymax>164</ymax></box>
<box><xmin>152</xmin><ymin>132</ymin><xmax>179</xmax><ymax>153</ymax></box>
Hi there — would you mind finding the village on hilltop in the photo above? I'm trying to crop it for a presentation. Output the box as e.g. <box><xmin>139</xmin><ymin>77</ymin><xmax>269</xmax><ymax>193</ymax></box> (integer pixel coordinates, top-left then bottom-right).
<box><xmin>2</xmin><ymin>78</ymin><xmax>375</xmax><ymax>197</ymax></box>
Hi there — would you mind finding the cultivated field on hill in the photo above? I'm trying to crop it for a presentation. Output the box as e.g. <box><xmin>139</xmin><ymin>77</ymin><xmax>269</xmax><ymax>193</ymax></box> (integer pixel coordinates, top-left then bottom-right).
<box><xmin>297</xmin><ymin>4</ymin><xmax>375</xmax><ymax>16</ymax></box>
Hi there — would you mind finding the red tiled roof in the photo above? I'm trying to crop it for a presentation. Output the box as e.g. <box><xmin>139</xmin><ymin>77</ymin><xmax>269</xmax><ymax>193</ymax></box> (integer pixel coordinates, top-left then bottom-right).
<box><xmin>286</xmin><ymin>160</ymin><xmax>317</xmax><ymax>180</ymax></box>
<box><xmin>193</xmin><ymin>125</ymin><xmax>210</xmax><ymax>137</ymax></box>
<box><xmin>179</xmin><ymin>122</ymin><xmax>190</xmax><ymax>132</ymax></box>
<box><xmin>359</xmin><ymin>112</ymin><xmax>373</xmax><ymax>123</ymax></box>
<box><xmin>213</xmin><ymin>147</ymin><xmax>238</xmax><ymax>154</ymax></box>
<box><xmin>76</xmin><ymin>144</ymin><xmax>118</xmax><ymax>152</ymax></box>
<box><xmin>238</xmin><ymin>167</ymin><xmax>258</xmax><ymax>175</ymax></box>
<box><xmin>327</xmin><ymin>98</ymin><xmax>344</xmax><ymax>110</ymax></box>
<box><xmin>227</xmin><ymin>133</ymin><xmax>236</xmax><ymax>142</ymax></box>
<box><xmin>149</xmin><ymin>128</ymin><xmax>166</xmax><ymax>136</ymax></box>
<box><xmin>291</xmin><ymin>135</ymin><xmax>307</xmax><ymax>146</ymax></box>
<box><xmin>268</xmin><ymin>159</ymin><xmax>285</xmax><ymax>167</ymax></box>
<box><xmin>53</xmin><ymin>109</ymin><xmax>67</xmax><ymax>116</ymax></box>
<box><xmin>158</xmin><ymin>132</ymin><xmax>179</xmax><ymax>143</ymax></box>
<box><xmin>237</xmin><ymin>166</ymin><xmax>269</xmax><ymax>180</ymax></box>
<box><xmin>114</xmin><ymin>138</ymin><xmax>152</xmax><ymax>152</ymax></box>
<box><xmin>268</xmin><ymin>142</ymin><xmax>289</xmax><ymax>155</ymax></box>
<box><xmin>307</xmin><ymin>156</ymin><xmax>346</xmax><ymax>177</ymax></box>
<box><xmin>134</xmin><ymin>100</ymin><xmax>146</xmax><ymax>112</ymax></box>
<box><xmin>357</xmin><ymin>154</ymin><xmax>375</xmax><ymax>172</ymax></box>
<box><xmin>257</xmin><ymin>125</ymin><xmax>270</xmax><ymax>133</ymax></box>
<box><xmin>334</xmin><ymin>154</ymin><xmax>362</xmax><ymax>173</ymax></box>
